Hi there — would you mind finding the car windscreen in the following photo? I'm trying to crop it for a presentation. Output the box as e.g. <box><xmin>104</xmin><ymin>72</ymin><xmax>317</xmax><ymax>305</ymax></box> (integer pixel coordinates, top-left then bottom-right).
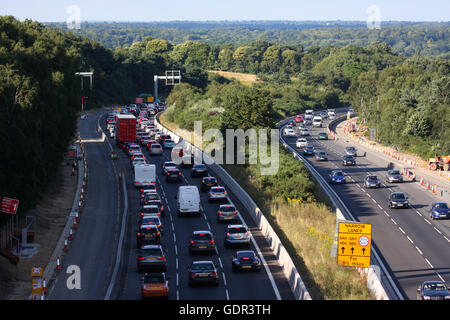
<box><xmin>390</xmin><ymin>170</ymin><xmax>400</xmax><ymax>175</ymax></box>
<box><xmin>423</xmin><ymin>283</ymin><xmax>446</xmax><ymax>291</ymax></box>
<box><xmin>332</xmin><ymin>171</ymin><xmax>343</xmax><ymax>177</ymax></box>
<box><xmin>367</xmin><ymin>176</ymin><xmax>378</xmax><ymax>181</ymax></box>
<box><xmin>392</xmin><ymin>193</ymin><xmax>405</xmax><ymax>200</ymax></box>
<box><xmin>434</xmin><ymin>203</ymin><xmax>448</xmax><ymax>209</ymax></box>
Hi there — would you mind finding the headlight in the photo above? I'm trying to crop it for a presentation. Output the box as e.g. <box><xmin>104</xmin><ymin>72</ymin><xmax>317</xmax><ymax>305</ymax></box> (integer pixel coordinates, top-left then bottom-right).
<box><xmin>423</xmin><ymin>295</ymin><xmax>430</xmax><ymax>300</ymax></box>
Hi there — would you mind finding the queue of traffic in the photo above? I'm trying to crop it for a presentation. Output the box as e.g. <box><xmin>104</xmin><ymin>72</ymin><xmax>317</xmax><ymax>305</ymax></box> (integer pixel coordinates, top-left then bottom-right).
<box><xmin>282</xmin><ymin>108</ymin><xmax>450</xmax><ymax>300</ymax></box>
<box><xmin>106</xmin><ymin>102</ymin><xmax>262</xmax><ymax>299</ymax></box>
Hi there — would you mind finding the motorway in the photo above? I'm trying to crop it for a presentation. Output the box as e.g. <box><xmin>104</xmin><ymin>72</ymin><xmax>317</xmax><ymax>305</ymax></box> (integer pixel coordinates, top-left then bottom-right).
<box><xmin>48</xmin><ymin>109</ymin><xmax>294</xmax><ymax>300</ymax></box>
<box><xmin>280</xmin><ymin>111</ymin><xmax>450</xmax><ymax>300</ymax></box>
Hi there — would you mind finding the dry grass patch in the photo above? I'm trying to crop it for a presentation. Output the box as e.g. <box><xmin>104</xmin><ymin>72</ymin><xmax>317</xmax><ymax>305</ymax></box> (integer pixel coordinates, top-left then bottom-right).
<box><xmin>208</xmin><ymin>70</ymin><xmax>261</xmax><ymax>86</ymax></box>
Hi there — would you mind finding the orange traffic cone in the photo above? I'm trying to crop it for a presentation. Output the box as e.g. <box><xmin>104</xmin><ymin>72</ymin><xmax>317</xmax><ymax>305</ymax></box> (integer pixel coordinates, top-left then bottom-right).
<box><xmin>56</xmin><ymin>257</ymin><xmax>62</xmax><ymax>271</ymax></box>
<box><xmin>43</xmin><ymin>278</ymin><xmax>47</xmax><ymax>294</ymax></box>
<box><xmin>64</xmin><ymin>238</ymin><xmax>69</xmax><ymax>251</ymax></box>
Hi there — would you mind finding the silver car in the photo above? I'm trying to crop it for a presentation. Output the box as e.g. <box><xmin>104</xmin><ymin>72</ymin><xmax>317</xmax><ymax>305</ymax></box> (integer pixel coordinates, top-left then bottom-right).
<box><xmin>217</xmin><ymin>204</ymin><xmax>239</xmax><ymax>223</ymax></box>
<box><xmin>149</xmin><ymin>143</ymin><xmax>163</xmax><ymax>155</ymax></box>
<box><xmin>386</xmin><ymin>170</ymin><xmax>403</xmax><ymax>183</ymax></box>
<box><xmin>224</xmin><ymin>224</ymin><xmax>251</xmax><ymax>248</ymax></box>
<box><xmin>208</xmin><ymin>186</ymin><xmax>228</xmax><ymax>202</ymax></box>
<box><xmin>345</xmin><ymin>146</ymin><xmax>357</xmax><ymax>157</ymax></box>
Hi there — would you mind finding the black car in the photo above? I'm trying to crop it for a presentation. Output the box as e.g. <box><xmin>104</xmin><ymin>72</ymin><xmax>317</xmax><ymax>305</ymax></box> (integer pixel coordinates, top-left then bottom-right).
<box><xmin>158</xmin><ymin>134</ymin><xmax>171</xmax><ymax>144</ymax></box>
<box><xmin>231</xmin><ymin>250</ymin><xmax>261</xmax><ymax>272</ymax></box>
<box><xmin>189</xmin><ymin>231</ymin><xmax>217</xmax><ymax>255</ymax></box>
<box><xmin>200</xmin><ymin>176</ymin><xmax>218</xmax><ymax>192</ymax></box>
<box><xmin>141</xmin><ymin>191</ymin><xmax>161</xmax><ymax>205</ymax></box>
<box><xmin>166</xmin><ymin>168</ymin><xmax>182</xmax><ymax>182</ymax></box>
<box><xmin>417</xmin><ymin>281</ymin><xmax>450</xmax><ymax>300</ymax></box>
<box><xmin>388</xmin><ymin>192</ymin><xmax>409</xmax><ymax>209</ymax></box>
<box><xmin>187</xmin><ymin>261</ymin><xmax>219</xmax><ymax>286</ymax></box>
<box><xmin>137</xmin><ymin>245</ymin><xmax>166</xmax><ymax>272</ymax></box>
<box><xmin>342</xmin><ymin>155</ymin><xmax>356</xmax><ymax>166</ymax></box>
<box><xmin>303</xmin><ymin>145</ymin><xmax>315</xmax><ymax>156</ymax></box>
<box><xmin>137</xmin><ymin>224</ymin><xmax>161</xmax><ymax>246</ymax></box>
<box><xmin>191</xmin><ymin>164</ymin><xmax>208</xmax><ymax>177</ymax></box>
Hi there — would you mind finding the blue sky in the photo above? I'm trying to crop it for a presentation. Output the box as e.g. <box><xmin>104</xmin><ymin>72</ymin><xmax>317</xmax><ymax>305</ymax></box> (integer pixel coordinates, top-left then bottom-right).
<box><xmin>0</xmin><ymin>0</ymin><xmax>448</xmax><ymax>22</ymax></box>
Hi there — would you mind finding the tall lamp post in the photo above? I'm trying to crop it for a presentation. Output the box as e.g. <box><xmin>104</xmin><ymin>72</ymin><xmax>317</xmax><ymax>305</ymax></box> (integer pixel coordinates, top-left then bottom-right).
<box><xmin>75</xmin><ymin>72</ymin><xmax>94</xmax><ymax>113</ymax></box>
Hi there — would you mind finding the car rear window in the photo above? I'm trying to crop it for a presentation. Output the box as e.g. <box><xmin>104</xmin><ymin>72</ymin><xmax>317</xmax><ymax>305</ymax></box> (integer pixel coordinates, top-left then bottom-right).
<box><xmin>142</xmin><ymin>207</ymin><xmax>160</xmax><ymax>214</ymax></box>
<box><xmin>228</xmin><ymin>227</ymin><xmax>247</xmax><ymax>234</ymax></box>
<box><xmin>220</xmin><ymin>206</ymin><xmax>236</xmax><ymax>212</ymax></box>
<box><xmin>192</xmin><ymin>233</ymin><xmax>212</xmax><ymax>241</ymax></box>
<box><xmin>192</xmin><ymin>263</ymin><xmax>214</xmax><ymax>271</ymax></box>
<box><xmin>141</xmin><ymin>227</ymin><xmax>158</xmax><ymax>234</ymax></box>
<box><xmin>237</xmin><ymin>251</ymin><xmax>255</xmax><ymax>259</ymax></box>
<box><xmin>142</xmin><ymin>217</ymin><xmax>160</xmax><ymax>224</ymax></box>
<box><xmin>144</xmin><ymin>275</ymin><xmax>164</xmax><ymax>284</ymax></box>
<box><xmin>141</xmin><ymin>248</ymin><xmax>162</xmax><ymax>256</ymax></box>
<box><xmin>212</xmin><ymin>187</ymin><xmax>225</xmax><ymax>193</ymax></box>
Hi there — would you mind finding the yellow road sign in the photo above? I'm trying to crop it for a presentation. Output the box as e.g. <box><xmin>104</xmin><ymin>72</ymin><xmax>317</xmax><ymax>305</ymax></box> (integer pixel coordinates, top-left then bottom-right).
<box><xmin>337</xmin><ymin>222</ymin><xmax>372</xmax><ymax>268</ymax></box>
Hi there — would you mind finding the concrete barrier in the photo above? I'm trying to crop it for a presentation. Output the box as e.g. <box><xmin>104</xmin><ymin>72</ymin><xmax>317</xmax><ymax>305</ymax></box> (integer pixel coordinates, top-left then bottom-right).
<box><xmin>155</xmin><ymin>114</ymin><xmax>311</xmax><ymax>300</ymax></box>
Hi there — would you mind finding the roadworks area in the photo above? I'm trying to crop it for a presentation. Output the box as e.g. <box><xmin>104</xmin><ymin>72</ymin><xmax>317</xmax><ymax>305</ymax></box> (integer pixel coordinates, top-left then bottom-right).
<box><xmin>0</xmin><ymin>158</ymin><xmax>78</xmax><ymax>299</ymax></box>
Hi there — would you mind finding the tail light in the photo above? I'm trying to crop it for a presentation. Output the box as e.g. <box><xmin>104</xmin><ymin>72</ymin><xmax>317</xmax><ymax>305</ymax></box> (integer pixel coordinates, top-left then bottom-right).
<box><xmin>190</xmin><ymin>240</ymin><xmax>196</xmax><ymax>244</ymax></box>
<box><xmin>209</xmin><ymin>193</ymin><xmax>213</xmax><ymax>196</ymax></box>
<box><xmin>178</xmin><ymin>172</ymin><xmax>181</xmax><ymax>175</ymax></box>
<box><xmin>209</xmin><ymin>240</ymin><xmax>215</xmax><ymax>244</ymax></box>
<box><xmin>226</xmin><ymin>233</ymin><xmax>230</xmax><ymax>236</ymax></box>
<box><xmin>157</xmin><ymin>224</ymin><xmax>161</xmax><ymax>228</ymax></box>
<box><xmin>224</xmin><ymin>192</ymin><xmax>228</xmax><ymax>195</ymax></box>
<box><xmin>243</xmin><ymin>257</ymin><xmax>250</xmax><ymax>260</ymax></box>
<box><xmin>190</xmin><ymin>272</ymin><xmax>197</xmax><ymax>277</ymax></box>
<box><xmin>140</xmin><ymin>189</ymin><xmax>143</xmax><ymax>193</ymax></box>
<box><xmin>137</xmin><ymin>233</ymin><xmax>141</xmax><ymax>236</ymax></box>
<box><xmin>210</xmin><ymin>272</ymin><xmax>217</xmax><ymax>277</ymax></box>
<box><xmin>158</xmin><ymin>256</ymin><xmax>165</xmax><ymax>260</ymax></box>
<box><xmin>167</xmin><ymin>173</ymin><xmax>170</xmax><ymax>176</ymax></box>
<box><xmin>156</xmin><ymin>232</ymin><xmax>160</xmax><ymax>236</ymax></box>
<box><xmin>138</xmin><ymin>257</ymin><xmax>145</xmax><ymax>260</ymax></box>
<box><xmin>218</xmin><ymin>211</ymin><xmax>222</xmax><ymax>215</ymax></box>
<box><xmin>234</xmin><ymin>211</ymin><xmax>237</xmax><ymax>214</ymax></box>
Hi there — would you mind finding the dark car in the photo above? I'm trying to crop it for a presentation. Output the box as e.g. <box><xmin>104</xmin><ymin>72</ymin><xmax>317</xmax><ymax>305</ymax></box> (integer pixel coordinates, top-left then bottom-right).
<box><xmin>188</xmin><ymin>261</ymin><xmax>219</xmax><ymax>286</ymax></box>
<box><xmin>137</xmin><ymin>224</ymin><xmax>161</xmax><ymax>246</ymax></box>
<box><xmin>200</xmin><ymin>176</ymin><xmax>218</xmax><ymax>192</ymax></box>
<box><xmin>388</xmin><ymin>192</ymin><xmax>409</xmax><ymax>209</ymax></box>
<box><xmin>430</xmin><ymin>202</ymin><xmax>449</xmax><ymax>220</ymax></box>
<box><xmin>141</xmin><ymin>191</ymin><xmax>160</xmax><ymax>205</ymax></box>
<box><xmin>140</xmin><ymin>215</ymin><xmax>163</xmax><ymax>234</ymax></box>
<box><xmin>137</xmin><ymin>245</ymin><xmax>166</xmax><ymax>272</ymax></box>
<box><xmin>189</xmin><ymin>231</ymin><xmax>217</xmax><ymax>255</ymax></box>
<box><xmin>364</xmin><ymin>175</ymin><xmax>381</xmax><ymax>189</ymax></box>
<box><xmin>158</xmin><ymin>134</ymin><xmax>171</xmax><ymax>144</ymax></box>
<box><xmin>417</xmin><ymin>281</ymin><xmax>450</xmax><ymax>300</ymax></box>
<box><xmin>191</xmin><ymin>164</ymin><xmax>208</xmax><ymax>177</ymax></box>
<box><xmin>386</xmin><ymin>170</ymin><xmax>403</xmax><ymax>183</ymax></box>
<box><xmin>315</xmin><ymin>150</ymin><xmax>328</xmax><ymax>161</ymax></box>
<box><xmin>318</xmin><ymin>132</ymin><xmax>328</xmax><ymax>140</ymax></box>
<box><xmin>342</xmin><ymin>155</ymin><xmax>356</xmax><ymax>166</ymax></box>
<box><xmin>303</xmin><ymin>145</ymin><xmax>315</xmax><ymax>156</ymax></box>
<box><xmin>162</xmin><ymin>161</ymin><xmax>177</xmax><ymax>175</ymax></box>
<box><xmin>166</xmin><ymin>168</ymin><xmax>182</xmax><ymax>182</ymax></box>
<box><xmin>329</xmin><ymin>170</ymin><xmax>346</xmax><ymax>184</ymax></box>
<box><xmin>231</xmin><ymin>250</ymin><xmax>261</xmax><ymax>272</ymax></box>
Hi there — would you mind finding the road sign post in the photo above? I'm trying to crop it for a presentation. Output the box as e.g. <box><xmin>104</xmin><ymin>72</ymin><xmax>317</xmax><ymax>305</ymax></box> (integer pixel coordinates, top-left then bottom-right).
<box><xmin>337</xmin><ymin>221</ymin><xmax>372</xmax><ymax>268</ymax></box>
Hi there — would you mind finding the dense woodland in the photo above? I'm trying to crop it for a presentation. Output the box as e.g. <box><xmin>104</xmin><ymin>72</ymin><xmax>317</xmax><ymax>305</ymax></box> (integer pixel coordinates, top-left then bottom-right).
<box><xmin>50</xmin><ymin>21</ymin><xmax>450</xmax><ymax>58</ymax></box>
<box><xmin>0</xmin><ymin>16</ymin><xmax>449</xmax><ymax>217</ymax></box>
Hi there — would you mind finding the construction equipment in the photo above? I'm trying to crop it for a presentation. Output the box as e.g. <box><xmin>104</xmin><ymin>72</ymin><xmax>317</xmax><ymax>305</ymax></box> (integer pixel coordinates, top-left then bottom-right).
<box><xmin>428</xmin><ymin>155</ymin><xmax>450</xmax><ymax>171</ymax></box>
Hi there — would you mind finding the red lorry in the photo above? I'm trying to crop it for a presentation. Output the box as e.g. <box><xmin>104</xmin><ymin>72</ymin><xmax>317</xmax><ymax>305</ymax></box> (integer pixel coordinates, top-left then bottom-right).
<box><xmin>116</xmin><ymin>114</ymin><xmax>136</xmax><ymax>145</ymax></box>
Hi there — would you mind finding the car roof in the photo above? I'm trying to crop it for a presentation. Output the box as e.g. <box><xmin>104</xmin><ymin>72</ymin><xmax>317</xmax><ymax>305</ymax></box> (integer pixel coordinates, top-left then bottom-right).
<box><xmin>192</xmin><ymin>230</ymin><xmax>212</xmax><ymax>235</ymax></box>
<box><xmin>228</xmin><ymin>224</ymin><xmax>246</xmax><ymax>229</ymax></box>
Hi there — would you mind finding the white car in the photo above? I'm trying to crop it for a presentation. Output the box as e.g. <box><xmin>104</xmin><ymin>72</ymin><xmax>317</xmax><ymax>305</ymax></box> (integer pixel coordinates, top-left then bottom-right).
<box><xmin>284</xmin><ymin>128</ymin><xmax>296</xmax><ymax>137</ymax></box>
<box><xmin>296</xmin><ymin>138</ymin><xmax>308</xmax><ymax>149</ymax></box>
<box><xmin>300</xmin><ymin>128</ymin><xmax>310</xmax><ymax>136</ymax></box>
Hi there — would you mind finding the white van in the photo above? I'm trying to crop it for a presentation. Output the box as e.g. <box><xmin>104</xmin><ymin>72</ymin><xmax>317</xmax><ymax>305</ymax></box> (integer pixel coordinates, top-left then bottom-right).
<box><xmin>305</xmin><ymin>109</ymin><xmax>314</xmax><ymax>116</ymax></box>
<box><xmin>313</xmin><ymin>116</ymin><xmax>322</xmax><ymax>127</ymax></box>
<box><xmin>134</xmin><ymin>164</ymin><xmax>156</xmax><ymax>188</ymax></box>
<box><xmin>177</xmin><ymin>186</ymin><xmax>201</xmax><ymax>216</ymax></box>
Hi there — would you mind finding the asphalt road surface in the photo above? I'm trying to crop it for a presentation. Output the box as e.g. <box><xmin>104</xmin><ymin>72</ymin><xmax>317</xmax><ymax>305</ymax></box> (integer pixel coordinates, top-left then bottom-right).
<box><xmin>281</xmin><ymin>111</ymin><xmax>450</xmax><ymax>300</ymax></box>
